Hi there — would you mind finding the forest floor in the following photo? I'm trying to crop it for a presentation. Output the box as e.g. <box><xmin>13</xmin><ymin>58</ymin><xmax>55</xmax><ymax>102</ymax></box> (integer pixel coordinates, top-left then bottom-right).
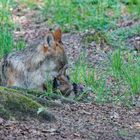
<box><xmin>0</xmin><ymin>103</ymin><xmax>140</xmax><ymax>140</ymax></box>
<box><xmin>0</xmin><ymin>1</ymin><xmax>140</xmax><ymax>140</ymax></box>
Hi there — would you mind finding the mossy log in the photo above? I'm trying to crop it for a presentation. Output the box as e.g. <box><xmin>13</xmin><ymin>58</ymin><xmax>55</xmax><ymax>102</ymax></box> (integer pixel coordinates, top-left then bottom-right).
<box><xmin>0</xmin><ymin>86</ymin><xmax>76</xmax><ymax>106</ymax></box>
<box><xmin>0</xmin><ymin>86</ymin><xmax>56</xmax><ymax>122</ymax></box>
<box><xmin>0</xmin><ymin>86</ymin><xmax>76</xmax><ymax>121</ymax></box>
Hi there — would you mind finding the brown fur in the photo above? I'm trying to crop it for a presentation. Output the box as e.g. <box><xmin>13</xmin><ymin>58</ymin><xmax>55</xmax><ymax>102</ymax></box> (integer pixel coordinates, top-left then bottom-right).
<box><xmin>54</xmin><ymin>28</ymin><xmax>62</xmax><ymax>42</ymax></box>
<box><xmin>53</xmin><ymin>65</ymin><xmax>74</xmax><ymax>96</ymax></box>
<box><xmin>0</xmin><ymin>28</ymin><xmax>69</xmax><ymax>92</ymax></box>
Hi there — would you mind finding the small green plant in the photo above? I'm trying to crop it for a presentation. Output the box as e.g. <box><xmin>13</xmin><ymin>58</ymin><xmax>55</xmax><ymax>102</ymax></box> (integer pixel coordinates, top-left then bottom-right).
<box><xmin>70</xmin><ymin>53</ymin><xmax>95</xmax><ymax>87</ymax></box>
<box><xmin>127</xmin><ymin>0</ymin><xmax>140</xmax><ymax>15</ymax></box>
<box><xmin>15</xmin><ymin>40</ymin><xmax>26</xmax><ymax>51</ymax></box>
<box><xmin>123</xmin><ymin>62</ymin><xmax>140</xmax><ymax>94</ymax></box>
<box><xmin>94</xmin><ymin>79</ymin><xmax>108</xmax><ymax>103</ymax></box>
<box><xmin>37</xmin><ymin>107</ymin><xmax>46</xmax><ymax>114</ymax></box>
<box><xmin>70</xmin><ymin>64</ymin><xmax>95</xmax><ymax>86</ymax></box>
<box><xmin>111</xmin><ymin>49</ymin><xmax>123</xmax><ymax>77</ymax></box>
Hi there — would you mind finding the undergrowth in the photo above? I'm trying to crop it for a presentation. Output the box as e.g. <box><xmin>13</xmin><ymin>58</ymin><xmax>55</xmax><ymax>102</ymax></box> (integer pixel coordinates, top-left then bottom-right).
<box><xmin>42</xmin><ymin>0</ymin><xmax>122</xmax><ymax>32</ymax></box>
<box><xmin>0</xmin><ymin>0</ymin><xmax>139</xmax><ymax>106</ymax></box>
<box><xmin>0</xmin><ymin>0</ymin><xmax>14</xmax><ymax>58</ymax></box>
<box><xmin>0</xmin><ymin>0</ymin><xmax>26</xmax><ymax>59</ymax></box>
<box><xmin>69</xmin><ymin>49</ymin><xmax>140</xmax><ymax>104</ymax></box>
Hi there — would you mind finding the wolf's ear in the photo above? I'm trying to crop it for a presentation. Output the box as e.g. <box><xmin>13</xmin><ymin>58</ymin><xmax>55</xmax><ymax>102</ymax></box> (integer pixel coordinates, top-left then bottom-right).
<box><xmin>54</xmin><ymin>28</ymin><xmax>62</xmax><ymax>42</ymax></box>
<box><xmin>45</xmin><ymin>33</ymin><xmax>55</xmax><ymax>47</ymax></box>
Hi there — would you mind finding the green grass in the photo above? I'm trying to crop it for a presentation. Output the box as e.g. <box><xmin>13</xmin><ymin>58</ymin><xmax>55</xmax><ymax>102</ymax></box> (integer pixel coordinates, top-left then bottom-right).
<box><xmin>0</xmin><ymin>0</ymin><xmax>14</xmax><ymax>58</ymax></box>
<box><xmin>69</xmin><ymin>53</ymin><xmax>109</xmax><ymax>103</ymax></box>
<box><xmin>111</xmin><ymin>47</ymin><xmax>140</xmax><ymax>86</ymax></box>
<box><xmin>107</xmin><ymin>23</ymin><xmax>140</xmax><ymax>48</ymax></box>
<box><xmin>123</xmin><ymin>58</ymin><xmax>140</xmax><ymax>94</ymax></box>
<box><xmin>126</xmin><ymin>0</ymin><xmax>140</xmax><ymax>15</ymax></box>
<box><xmin>0</xmin><ymin>0</ymin><xmax>26</xmax><ymax>59</ymax></box>
<box><xmin>110</xmin><ymin>50</ymin><xmax>140</xmax><ymax>95</ymax></box>
<box><xmin>0</xmin><ymin>25</ymin><xmax>14</xmax><ymax>58</ymax></box>
<box><xmin>69</xmin><ymin>48</ymin><xmax>140</xmax><ymax>104</ymax></box>
<box><xmin>111</xmin><ymin>49</ymin><xmax>123</xmax><ymax>77</ymax></box>
<box><xmin>42</xmin><ymin>0</ymin><xmax>122</xmax><ymax>32</ymax></box>
<box><xmin>70</xmin><ymin>53</ymin><xmax>95</xmax><ymax>86</ymax></box>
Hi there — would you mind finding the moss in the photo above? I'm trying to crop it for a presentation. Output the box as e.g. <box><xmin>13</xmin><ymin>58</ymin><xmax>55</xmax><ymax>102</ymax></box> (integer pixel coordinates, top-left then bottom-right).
<box><xmin>82</xmin><ymin>31</ymin><xmax>110</xmax><ymax>46</ymax></box>
<box><xmin>4</xmin><ymin>92</ymin><xmax>42</xmax><ymax>112</ymax></box>
<box><xmin>0</xmin><ymin>86</ymin><xmax>43</xmax><ymax>97</ymax></box>
<box><xmin>0</xmin><ymin>105</ymin><xmax>12</xmax><ymax>119</ymax></box>
<box><xmin>0</xmin><ymin>89</ymin><xmax>56</xmax><ymax>122</ymax></box>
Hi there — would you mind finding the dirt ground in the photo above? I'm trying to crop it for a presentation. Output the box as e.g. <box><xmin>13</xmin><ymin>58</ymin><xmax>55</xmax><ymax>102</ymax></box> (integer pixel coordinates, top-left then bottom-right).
<box><xmin>0</xmin><ymin>103</ymin><xmax>140</xmax><ymax>140</ymax></box>
<box><xmin>0</xmin><ymin>2</ymin><xmax>140</xmax><ymax>140</ymax></box>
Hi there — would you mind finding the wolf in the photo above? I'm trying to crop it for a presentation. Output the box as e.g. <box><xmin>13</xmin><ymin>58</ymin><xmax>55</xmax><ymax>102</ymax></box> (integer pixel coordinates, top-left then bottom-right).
<box><xmin>53</xmin><ymin>65</ymin><xmax>74</xmax><ymax>96</ymax></box>
<box><xmin>0</xmin><ymin>28</ymin><xmax>70</xmax><ymax>92</ymax></box>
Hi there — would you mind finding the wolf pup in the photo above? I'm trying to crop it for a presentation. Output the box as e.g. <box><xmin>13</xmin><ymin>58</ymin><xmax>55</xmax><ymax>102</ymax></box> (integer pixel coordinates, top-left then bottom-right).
<box><xmin>0</xmin><ymin>28</ymin><xmax>68</xmax><ymax>91</ymax></box>
<box><xmin>53</xmin><ymin>65</ymin><xmax>74</xmax><ymax>96</ymax></box>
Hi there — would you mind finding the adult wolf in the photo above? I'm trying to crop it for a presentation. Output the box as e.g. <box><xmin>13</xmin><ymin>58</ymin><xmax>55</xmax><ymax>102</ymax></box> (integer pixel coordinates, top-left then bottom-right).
<box><xmin>0</xmin><ymin>28</ymin><xmax>70</xmax><ymax>92</ymax></box>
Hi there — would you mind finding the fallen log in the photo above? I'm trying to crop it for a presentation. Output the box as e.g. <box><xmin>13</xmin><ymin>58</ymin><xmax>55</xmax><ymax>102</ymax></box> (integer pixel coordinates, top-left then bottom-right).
<box><xmin>0</xmin><ymin>86</ymin><xmax>76</xmax><ymax>122</ymax></box>
<box><xmin>0</xmin><ymin>86</ymin><xmax>56</xmax><ymax>122</ymax></box>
